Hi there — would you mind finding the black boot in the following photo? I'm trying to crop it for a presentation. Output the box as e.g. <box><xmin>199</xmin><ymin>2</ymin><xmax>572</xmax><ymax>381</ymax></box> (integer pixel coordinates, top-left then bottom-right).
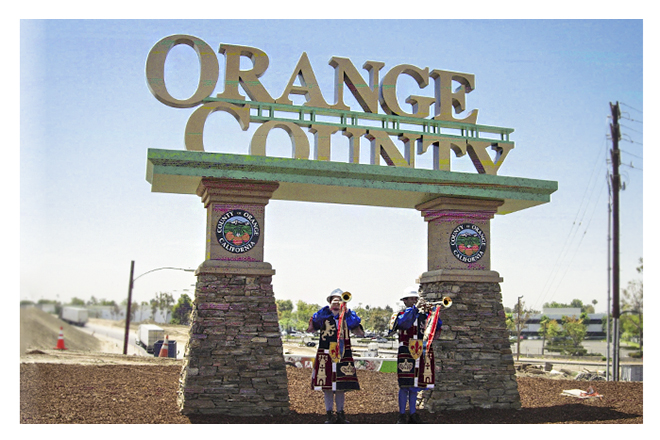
<box><xmin>408</xmin><ymin>412</ymin><xmax>424</xmax><ymax>424</ymax></box>
<box><xmin>335</xmin><ymin>410</ymin><xmax>350</xmax><ymax>423</ymax></box>
<box><xmin>325</xmin><ymin>411</ymin><xmax>335</xmax><ymax>424</ymax></box>
<box><xmin>396</xmin><ymin>413</ymin><xmax>408</xmax><ymax>424</ymax></box>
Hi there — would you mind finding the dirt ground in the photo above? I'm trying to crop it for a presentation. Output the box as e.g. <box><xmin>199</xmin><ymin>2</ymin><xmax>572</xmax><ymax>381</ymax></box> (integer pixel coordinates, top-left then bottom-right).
<box><xmin>19</xmin><ymin>307</ymin><xmax>644</xmax><ymax>425</ymax></box>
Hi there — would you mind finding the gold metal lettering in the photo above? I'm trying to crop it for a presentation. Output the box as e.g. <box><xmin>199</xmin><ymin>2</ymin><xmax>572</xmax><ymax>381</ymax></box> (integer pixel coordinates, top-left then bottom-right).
<box><xmin>430</xmin><ymin>69</ymin><xmax>478</xmax><ymax>124</ymax></box>
<box><xmin>466</xmin><ymin>140</ymin><xmax>514</xmax><ymax>175</ymax></box>
<box><xmin>417</xmin><ymin>135</ymin><xmax>468</xmax><ymax>171</ymax></box>
<box><xmin>216</xmin><ymin>44</ymin><xmax>274</xmax><ymax>103</ymax></box>
<box><xmin>329</xmin><ymin>57</ymin><xmax>384</xmax><ymax>113</ymax></box>
<box><xmin>146</xmin><ymin>35</ymin><xmax>219</xmax><ymax>108</ymax></box>
<box><xmin>250</xmin><ymin>120</ymin><xmax>311</xmax><ymax>159</ymax></box>
<box><xmin>309</xmin><ymin>124</ymin><xmax>340</xmax><ymax>161</ymax></box>
<box><xmin>366</xmin><ymin>129</ymin><xmax>411</xmax><ymax>167</ymax></box>
<box><xmin>184</xmin><ymin>101</ymin><xmax>250</xmax><ymax>151</ymax></box>
<box><xmin>341</xmin><ymin>127</ymin><xmax>366</xmax><ymax>164</ymax></box>
<box><xmin>276</xmin><ymin>52</ymin><xmax>331</xmax><ymax>108</ymax></box>
<box><xmin>379</xmin><ymin>64</ymin><xmax>435</xmax><ymax>119</ymax></box>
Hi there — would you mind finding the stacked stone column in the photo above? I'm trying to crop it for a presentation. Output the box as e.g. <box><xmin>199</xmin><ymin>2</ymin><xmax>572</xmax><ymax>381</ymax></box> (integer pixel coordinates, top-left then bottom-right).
<box><xmin>177</xmin><ymin>178</ymin><xmax>289</xmax><ymax>416</ymax></box>
<box><xmin>415</xmin><ymin>197</ymin><xmax>521</xmax><ymax>411</ymax></box>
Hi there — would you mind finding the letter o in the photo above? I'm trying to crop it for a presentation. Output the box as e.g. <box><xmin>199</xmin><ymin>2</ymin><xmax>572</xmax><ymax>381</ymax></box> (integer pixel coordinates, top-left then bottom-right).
<box><xmin>184</xmin><ymin>101</ymin><xmax>251</xmax><ymax>151</ymax></box>
<box><xmin>146</xmin><ymin>34</ymin><xmax>219</xmax><ymax>108</ymax></box>
<box><xmin>250</xmin><ymin>121</ymin><xmax>310</xmax><ymax>159</ymax></box>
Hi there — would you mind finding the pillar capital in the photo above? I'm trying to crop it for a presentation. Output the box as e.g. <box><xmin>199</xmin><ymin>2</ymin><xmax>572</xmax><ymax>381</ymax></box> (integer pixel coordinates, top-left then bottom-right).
<box><xmin>197</xmin><ymin>178</ymin><xmax>279</xmax><ymax>262</ymax></box>
<box><xmin>416</xmin><ymin>196</ymin><xmax>504</xmax><ymax>278</ymax></box>
<box><xmin>416</xmin><ymin>197</ymin><xmax>503</xmax><ymax>223</ymax></box>
<box><xmin>196</xmin><ymin>178</ymin><xmax>279</xmax><ymax>207</ymax></box>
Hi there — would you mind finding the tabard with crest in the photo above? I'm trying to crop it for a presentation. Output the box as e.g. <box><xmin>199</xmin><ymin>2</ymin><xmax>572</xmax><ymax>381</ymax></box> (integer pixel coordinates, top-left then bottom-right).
<box><xmin>389</xmin><ymin>307</ymin><xmax>438</xmax><ymax>390</ymax></box>
<box><xmin>309</xmin><ymin>306</ymin><xmax>361</xmax><ymax>391</ymax></box>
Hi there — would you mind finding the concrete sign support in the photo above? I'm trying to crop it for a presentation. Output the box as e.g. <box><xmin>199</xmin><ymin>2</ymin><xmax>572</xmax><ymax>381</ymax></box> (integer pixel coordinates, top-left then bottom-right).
<box><xmin>145</xmin><ymin>35</ymin><xmax>559</xmax><ymax>416</ymax></box>
<box><xmin>177</xmin><ymin>178</ymin><xmax>290</xmax><ymax>416</ymax></box>
<box><xmin>147</xmin><ymin>151</ymin><xmax>556</xmax><ymax>414</ymax></box>
<box><xmin>415</xmin><ymin>197</ymin><xmax>520</xmax><ymax>411</ymax></box>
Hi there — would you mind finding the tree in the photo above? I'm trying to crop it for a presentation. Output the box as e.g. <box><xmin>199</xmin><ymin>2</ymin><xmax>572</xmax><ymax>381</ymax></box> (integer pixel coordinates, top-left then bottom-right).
<box><xmin>353</xmin><ymin>304</ymin><xmax>393</xmax><ymax>335</ymax></box>
<box><xmin>293</xmin><ymin>300</ymin><xmax>320</xmax><ymax>332</ymax></box>
<box><xmin>569</xmin><ymin>299</ymin><xmax>584</xmax><ymax>310</ymax></box>
<box><xmin>621</xmin><ymin>258</ymin><xmax>643</xmax><ymax>353</ymax></box>
<box><xmin>130</xmin><ymin>301</ymin><xmax>139</xmax><ymax>322</ymax></box>
<box><xmin>537</xmin><ymin>315</ymin><xmax>561</xmax><ymax>356</ymax></box>
<box><xmin>563</xmin><ymin>315</ymin><xmax>587</xmax><ymax>350</ymax></box>
<box><xmin>275</xmin><ymin>299</ymin><xmax>295</xmax><ymax>333</ymax></box>
<box><xmin>70</xmin><ymin>297</ymin><xmax>85</xmax><ymax>306</ymax></box>
<box><xmin>543</xmin><ymin>299</ymin><xmax>595</xmax><ymax>314</ymax></box>
<box><xmin>150</xmin><ymin>292</ymin><xmax>175</xmax><ymax>322</ymax></box>
<box><xmin>171</xmin><ymin>294</ymin><xmax>193</xmax><ymax>325</ymax></box>
<box><xmin>275</xmin><ymin>299</ymin><xmax>293</xmax><ymax>319</ymax></box>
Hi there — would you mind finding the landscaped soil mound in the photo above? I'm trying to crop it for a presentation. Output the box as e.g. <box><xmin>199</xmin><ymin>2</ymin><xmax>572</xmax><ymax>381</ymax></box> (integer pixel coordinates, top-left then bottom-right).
<box><xmin>20</xmin><ymin>360</ymin><xmax>642</xmax><ymax>424</ymax></box>
<box><xmin>19</xmin><ymin>307</ymin><xmax>643</xmax><ymax>424</ymax></box>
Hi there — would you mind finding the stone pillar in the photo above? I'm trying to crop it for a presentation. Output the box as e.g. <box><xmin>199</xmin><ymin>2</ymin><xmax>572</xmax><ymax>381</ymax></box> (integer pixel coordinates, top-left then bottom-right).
<box><xmin>415</xmin><ymin>197</ymin><xmax>521</xmax><ymax>412</ymax></box>
<box><xmin>178</xmin><ymin>178</ymin><xmax>290</xmax><ymax>416</ymax></box>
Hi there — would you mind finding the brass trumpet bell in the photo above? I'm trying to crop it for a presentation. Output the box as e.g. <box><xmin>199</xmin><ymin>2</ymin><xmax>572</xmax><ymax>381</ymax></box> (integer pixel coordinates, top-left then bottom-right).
<box><xmin>417</xmin><ymin>296</ymin><xmax>452</xmax><ymax>313</ymax></box>
<box><xmin>341</xmin><ymin>291</ymin><xmax>352</xmax><ymax>302</ymax></box>
<box><xmin>442</xmin><ymin>296</ymin><xmax>452</xmax><ymax>309</ymax></box>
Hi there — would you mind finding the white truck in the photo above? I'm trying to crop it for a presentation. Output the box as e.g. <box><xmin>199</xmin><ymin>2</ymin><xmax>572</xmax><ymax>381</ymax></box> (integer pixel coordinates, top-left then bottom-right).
<box><xmin>61</xmin><ymin>306</ymin><xmax>89</xmax><ymax>326</ymax></box>
<box><xmin>136</xmin><ymin>324</ymin><xmax>165</xmax><ymax>354</ymax></box>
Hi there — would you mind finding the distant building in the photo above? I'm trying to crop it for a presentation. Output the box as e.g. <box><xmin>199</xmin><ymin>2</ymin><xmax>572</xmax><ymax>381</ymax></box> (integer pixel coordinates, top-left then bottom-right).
<box><xmin>518</xmin><ymin>307</ymin><xmax>606</xmax><ymax>339</ymax></box>
<box><xmin>88</xmin><ymin>304</ymin><xmax>172</xmax><ymax>323</ymax></box>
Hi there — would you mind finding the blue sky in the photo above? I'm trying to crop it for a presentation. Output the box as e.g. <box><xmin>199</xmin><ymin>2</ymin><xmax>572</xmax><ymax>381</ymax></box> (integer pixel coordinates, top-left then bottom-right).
<box><xmin>17</xmin><ymin>18</ymin><xmax>645</xmax><ymax>316</ymax></box>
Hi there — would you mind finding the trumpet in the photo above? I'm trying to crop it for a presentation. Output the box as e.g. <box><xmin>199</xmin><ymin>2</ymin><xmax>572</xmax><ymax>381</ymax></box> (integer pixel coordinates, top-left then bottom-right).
<box><xmin>341</xmin><ymin>291</ymin><xmax>352</xmax><ymax>302</ymax></box>
<box><xmin>417</xmin><ymin>296</ymin><xmax>452</xmax><ymax>313</ymax></box>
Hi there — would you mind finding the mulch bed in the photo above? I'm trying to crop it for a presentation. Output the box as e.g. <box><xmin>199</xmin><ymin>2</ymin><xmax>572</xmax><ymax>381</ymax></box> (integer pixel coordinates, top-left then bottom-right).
<box><xmin>20</xmin><ymin>363</ymin><xmax>642</xmax><ymax>424</ymax></box>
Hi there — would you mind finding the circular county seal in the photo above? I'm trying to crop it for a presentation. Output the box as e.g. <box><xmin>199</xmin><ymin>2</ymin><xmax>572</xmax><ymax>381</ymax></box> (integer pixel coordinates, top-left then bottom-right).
<box><xmin>215</xmin><ymin>209</ymin><xmax>260</xmax><ymax>254</ymax></box>
<box><xmin>449</xmin><ymin>223</ymin><xmax>487</xmax><ymax>263</ymax></box>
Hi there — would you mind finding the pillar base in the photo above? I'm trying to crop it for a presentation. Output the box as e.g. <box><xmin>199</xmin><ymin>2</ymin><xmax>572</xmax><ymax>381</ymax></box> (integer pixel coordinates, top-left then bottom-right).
<box><xmin>178</xmin><ymin>262</ymin><xmax>289</xmax><ymax>416</ymax></box>
<box><xmin>417</xmin><ymin>278</ymin><xmax>521</xmax><ymax>412</ymax></box>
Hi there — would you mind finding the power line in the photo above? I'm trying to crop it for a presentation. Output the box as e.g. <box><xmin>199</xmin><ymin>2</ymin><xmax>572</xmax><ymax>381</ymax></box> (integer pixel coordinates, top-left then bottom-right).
<box><xmin>620</xmin><ymin>149</ymin><xmax>643</xmax><ymax>160</ymax></box>
<box><xmin>620</xmin><ymin>137</ymin><xmax>642</xmax><ymax>147</ymax></box>
<box><xmin>621</xmin><ymin>115</ymin><xmax>643</xmax><ymax>124</ymax></box>
<box><xmin>620</xmin><ymin>102</ymin><xmax>642</xmax><ymax>114</ymax></box>
<box><xmin>621</xmin><ymin>162</ymin><xmax>643</xmax><ymax>172</ymax></box>
<box><xmin>619</xmin><ymin>123</ymin><xmax>643</xmax><ymax>135</ymax></box>
<box><xmin>531</xmin><ymin>133</ymin><xmax>608</xmax><ymax>310</ymax></box>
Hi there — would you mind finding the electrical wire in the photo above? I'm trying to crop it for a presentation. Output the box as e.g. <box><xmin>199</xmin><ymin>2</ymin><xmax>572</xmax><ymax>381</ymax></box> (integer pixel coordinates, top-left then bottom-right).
<box><xmin>531</xmin><ymin>132</ymin><xmax>609</xmax><ymax>310</ymax></box>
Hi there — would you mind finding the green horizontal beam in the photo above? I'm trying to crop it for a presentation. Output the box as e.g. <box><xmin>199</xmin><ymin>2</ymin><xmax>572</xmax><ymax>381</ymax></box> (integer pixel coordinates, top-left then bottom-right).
<box><xmin>146</xmin><ymin>149</ymin><xmax>557</xmax><ymax>215</ymax></box>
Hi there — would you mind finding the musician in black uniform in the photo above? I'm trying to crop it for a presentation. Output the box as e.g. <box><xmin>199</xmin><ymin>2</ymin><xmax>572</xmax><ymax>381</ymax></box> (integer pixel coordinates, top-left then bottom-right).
<box><xmin>389</xmin><ymin>287</ymin><xmax>438</xmax><ymax>423</ymax></box>
<box><xmin>307</xmin><ymin>288</ymin><xmax>365</xmax><ymax>423</ymax></box>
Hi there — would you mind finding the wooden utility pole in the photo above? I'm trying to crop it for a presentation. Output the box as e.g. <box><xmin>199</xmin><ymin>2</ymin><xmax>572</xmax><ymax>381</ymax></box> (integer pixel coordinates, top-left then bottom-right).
<box><xmin>609</xmin><ymin>102</ymin><xmax>621</xmax><ymax>381</ymax></box>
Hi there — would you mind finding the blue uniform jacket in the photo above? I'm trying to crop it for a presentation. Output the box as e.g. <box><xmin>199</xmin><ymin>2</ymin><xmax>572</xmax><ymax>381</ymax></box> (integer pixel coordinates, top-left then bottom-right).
<box><xmin>311</xmin><ymin>306</ymin><xmax>361</xmax><ymax>331</ymax></box>
<box><xmin>396</xmin><ymin>305</ymin><xmax>420</xmax><ymax>331</ymax></box>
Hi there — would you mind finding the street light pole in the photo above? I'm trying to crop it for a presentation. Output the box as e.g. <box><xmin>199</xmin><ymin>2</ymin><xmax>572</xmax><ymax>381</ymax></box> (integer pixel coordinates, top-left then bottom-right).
<box><xmin>516</xmin><ymin>295</ymin><xmax>523</xmax><ymax>361</ymax></box>
<box><xmin>122</xmin><ymin>262</ymin><xmax>195</xmax><ymax>355</ymax></box>
<box><xmin>123</xmin><ymin>260</ymin><xmax>135</xmax><ymax>355</ymax></box>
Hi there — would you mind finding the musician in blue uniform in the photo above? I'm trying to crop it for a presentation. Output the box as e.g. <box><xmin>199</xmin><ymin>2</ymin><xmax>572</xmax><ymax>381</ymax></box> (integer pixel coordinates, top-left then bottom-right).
<box><xmin>307</xmin><ymin>288</ymin><xmax>365</xmax><ymax>423</ymax></box>
<box><xmin>389</xmin><ymin>287</ymin><xmax>439</xmax><ymax>423</ymax></box>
